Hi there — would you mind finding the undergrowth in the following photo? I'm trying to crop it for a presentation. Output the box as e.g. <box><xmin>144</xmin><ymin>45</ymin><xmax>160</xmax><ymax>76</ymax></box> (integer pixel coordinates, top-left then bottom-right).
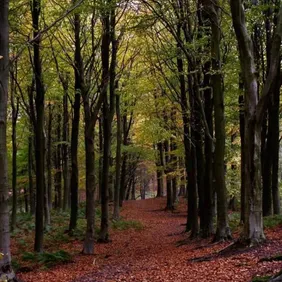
<box><xmin>263</xmin><ymin>214</ymin><xmax>282</xmax><ymax>229</ymax></box>
<box><xmin>22</xmin><ymin>250</ymin><xmax>72</xmax><ymax>268</ymax></box>
<box><xmin>112</xmin><ymin>219</ymin><xmax>143</xmax><ymax>231</ymax></box>
<box><xmin>11</xmin><ymin>202</ymin><xmax>143</xmax><ymax>272</ymax></box>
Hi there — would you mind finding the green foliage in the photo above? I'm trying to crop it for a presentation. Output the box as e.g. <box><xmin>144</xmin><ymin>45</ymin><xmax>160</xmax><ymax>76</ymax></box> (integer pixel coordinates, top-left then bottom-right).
<box><xmin>228</xmin><ymin>212</ymin><xmax>241</xmax><ymax>231</ymax></box>
<box><xmin>22</xmin><ymin>250</ymin><xmax>72</xmax><ymax>268</ymax></box>
<box><xmin>112</xmin><ymin>219</ymin><xmax>143</xmax><ymax>231</ymax></box>
<box><xmin>252</xmin><ymin>276</ymin><xmax>271</xmax><ymax>282</ymax></box>
<box><xmin>11</xmin><ymin>259</ymin><xmax>21</xmax><ymax>272</ymax></box>
<box><xmin>263</xmin><ymin>215</ymin><xmax>282</xmax><ymax>229</ymax></box>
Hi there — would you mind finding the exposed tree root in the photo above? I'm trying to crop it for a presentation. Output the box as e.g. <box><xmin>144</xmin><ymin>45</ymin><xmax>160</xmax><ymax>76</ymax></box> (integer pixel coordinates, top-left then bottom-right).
<box><xmin>259</xmin><ymin>254</ymin><xmax>282</xmax><ymax>263</ymax></box>
<box><xmin>188</xmin><ymin>238</ymin><xmax>265</xmax><ymax>263</ymax></box>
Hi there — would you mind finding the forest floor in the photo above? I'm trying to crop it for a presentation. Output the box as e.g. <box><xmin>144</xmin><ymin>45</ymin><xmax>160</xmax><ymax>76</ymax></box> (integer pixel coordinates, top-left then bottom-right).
<box><xmin>17</xmin><ymin>198</ymin><xmax>282</xmax><ymax>282</ymax></box>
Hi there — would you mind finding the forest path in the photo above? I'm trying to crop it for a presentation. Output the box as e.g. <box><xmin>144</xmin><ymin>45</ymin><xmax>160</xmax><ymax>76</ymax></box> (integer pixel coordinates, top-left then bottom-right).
<box><xmin>19</xmin><ymin>198</ymin><xmax>282</xmax><ymax>282</ymax></box>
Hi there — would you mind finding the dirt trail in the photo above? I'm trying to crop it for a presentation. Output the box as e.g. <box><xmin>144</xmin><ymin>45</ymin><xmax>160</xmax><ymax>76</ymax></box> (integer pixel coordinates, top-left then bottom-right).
<box><xmin>19</xmin><ymin>198</ymin><xmax>282</xmax><ymax>282</ymax></box>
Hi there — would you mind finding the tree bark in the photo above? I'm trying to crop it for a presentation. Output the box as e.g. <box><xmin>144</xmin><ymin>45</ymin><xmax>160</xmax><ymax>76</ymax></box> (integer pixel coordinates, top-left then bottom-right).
<box><xmin>62</xmin><ymin>83</ymin><xmax>70</xmax><ymax>211</ymax></box>
<box><xmin>82</xmin><ymin>104</ymin><xmax>96</xmax><ymax>254</ymax></box>
<box><xmin>202</xmin><ymin>60</ymin><xmax>214</xmax><ymax>237</ymax></box>
<box><xmin>54</xmin><ymin>107</ymin><xmax>62</xmax><ymax>210</ymax></box>
<box><xmin>47</xmin><ymin>103</ymin><xmax>52</xmax><ymax>212</ymax></box>
<box><xmin>32</xmin><ymin>0</ymin><xmax>46</xmax><ymax>253</ymax></box>
<box><xmin>230</xmin><ymin>0</ymin><xmax>282</xmax><ymax>244</ymax></box>
<box><xmin>156</xmin><ymin>142</ymin><xmax>164</xmax><ymax>197</ymax></box>
<box><xmin>239</xmin><ymin>79</ymin><xmax>245</xmax><ymax>223</ymax></box>
<box><xmin>11</xmin><ymin>66</ymin><xmax>19</xmax><ymax>231</ymax></box>
<box><xmin>99</xmin><ymin>0</ymin><xmax>114</xmax><ymax>242</ymax></box>
<box><xmin>0</xmin><ymin>0</ymin><xmax>17</xmax><ymax>278</ymax></box>
<box><xmin>271</xmin><ymin>67</ymin><xmax>281</xmax><ymax>215</ymax></box>
<box><xmin>113</xmin><ymin>94</ymin><xmax>121</xmax><ymax>220</ymax></box>
<box><xmin>28</xmin><ymin>134</ymin><xmax>35</xmax><ymax>215</ymax></box>
<box><xmin>202</xmin><ymin>0</ymin><xmax>231</xmax><ymax>241</ymax></box>
<box><xmin>69</xmin><ymin>7</ymin><xmax>83</xmax><ymax>233</ymax></box>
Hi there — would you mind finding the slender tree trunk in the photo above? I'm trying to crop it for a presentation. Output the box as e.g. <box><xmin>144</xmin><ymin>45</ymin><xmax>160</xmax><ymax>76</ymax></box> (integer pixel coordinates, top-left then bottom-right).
<box><xmin>0</xmin><ymin>0</ymin><xmax>17</xmax><ymax>278</ymax></box>
<box><xmin>47</xmin><ymin>103</ymin><xmax>52</xmax><ymax>211</ymax></box>
<box><xmin>82</xmin><ymin>109</ymin><xmax>96</xmax><ymax>254</ymax></box>
<box><xmin>194</xmin><ymin>101</ymin><xmax>205</xmax><ymax>234</ymax></box>
<box><xmin>113</xmin><ymin>94</ymin><xmax>121</xmax><ymax>220</ymax></box>
<box><xmin>98</xmin><ymin>117</ymin><xmax>103</xmax><ymax>202</ymax></box>
<box><xmin>164</xmin><ymin>139</ymin><xmax>174</xmax><ymax>210</ymax></box>
<box><xmin>69</xmin><ymin>9</ymin><xmax>83</xmax><ymax>233</ymax></box>
<box><xmin>157</xmin><ymin>142</ymin><xmax>164</xmax><ymax>197</ymax></box>
<box><xmin>202</xmin><ymin>60</ymin><xmax>214</xmax><ymax>237</ymax></box>
<box><xmin>119</xmin><ymin>141</ymin><xmax>127</xmax><ymax>206</ymax></box>
<box><xmin>63</xmin><ymin>86</ymin><xmax>70</xmax><ymax>211</ymax></box>
<box><xmin>156</xmin><ymin>142</ymin><xmax>164</xmax><ymax>198</ymax></box>
<box><xmin>271</xmin><ymin>67</ymin><xmax>281</xmax><ymax>215</ymax></box>
<box><xmin>108</xmin><ymin>157</ymin><xmax>114</xmax><ymax>202</ymax></box>
<box><xmin>44</xmin><ymin>148</ymin><xmax>50</xmax><ymax>227</ymax></box>
<box><xmin>131</xmin><ymin>176</ymin><xmax>136</xmax><ymax>200</ymax></box>
<box><xmin>55</xmin><ymin>108</ymin><xmax>62</xmax><ymax>210</ymax></box>
<box><xmin>170</xmin><ymin>108</ymin><xmax>178</xmax><ymax>205</ymax></box>
<box><xmin>119</xmin><ymin>111</ymin><xmax>130</xmax><ymax>206</ymax></box>
<box><xmin>28</xmin><ymin>134</ymin><xmax>35</xmax><ymax>215</ymax></box>
<box><xmin>99</xmin><ymin>1</ymin><xmax>113</xmax><ymax>242</ymax></box>
<box><xmin>32</xmin><ymin>0</ymin><xmax>45</xmax><ymax>253</ymax></box>
<box><xmin>185</xmin><ymin>66</ymin><xmax>199</xmax><ymax>237</ymax></box>
<box><xmin>262</xmin><ymin>113</ymin><xmax>273</xmax><ymax>216</ymax></box>
<box><xmin>239</xmin><ymin>80</ymin><xmax>245</xmax><ymax>223</ymax></box>
<box><xmin>11</xmin><ymin>68</ymin><xmax>19</xmax><ymax>231</ymax></box>
<box><xmin>203</xmin><ymin>0</ymin><xmax>231</xmax><ymax>241</ymax></box>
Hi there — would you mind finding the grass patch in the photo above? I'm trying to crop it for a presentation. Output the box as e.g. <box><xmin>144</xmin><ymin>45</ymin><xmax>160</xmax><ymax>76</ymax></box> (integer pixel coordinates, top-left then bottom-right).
<box><xmin>112</xmin><ymin>219</ymin><xmax>143</xmax><ymax>231</ymax></box>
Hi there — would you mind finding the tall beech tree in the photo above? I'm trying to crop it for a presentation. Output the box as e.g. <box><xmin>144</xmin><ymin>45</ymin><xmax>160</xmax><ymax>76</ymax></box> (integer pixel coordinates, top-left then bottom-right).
<box><xmin>230</xmin><ymin>0</ymin><xmax>282</xmax><ymax>244</ymax></box>
<box><xmin>69</xmin><ymin>1</ymin><xmax>83</xmax><ymax>233</ymax></box>
<box><xmin>203</xmin><ymin>0</ymin><xmax>231</xmax><ymax>241</ymax></box>
<box><xmin>32</xmin><ymin>0</ymin><xmax>45</xmax><ymax>253</ymax></box>
<box><xmin>99</xmin><ymin>0</ymin><xmax>117</xmax><ymax>242</ymax></box>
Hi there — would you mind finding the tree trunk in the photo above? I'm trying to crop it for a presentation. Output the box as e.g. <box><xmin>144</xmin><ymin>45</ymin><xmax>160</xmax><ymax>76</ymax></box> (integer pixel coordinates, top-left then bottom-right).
<box><xmin>113</xmin><ymin>94</ymin><xmax>121</xmax><ymax>220</ymax></box>
<box><xmin>32</xmin><ymin>0</ymin><xmax>45</xmax><ymax>253</ymax></box>
<box><xmin>230</xmin><ymin>0</ymin><xmax>282</xmax><ymax>244</ymax></box>
<box><xmin>239</xmin><ymin>82</ymin><xmax>245</xmax><ymax>223</ymax></box>
<box><xmin>164</xmin><ymin>139</ymin><xmax>174</xmax><ymax>211</ymax></box>
<box><xmin>262</xmin><ymin>112</ymin><xmax>273</xmax><ymax>216</ymax></box>
<box><xmin>203</xmin><ymin>0</ymin><xmax>231</xmax><ymax>241</ymax></box>
<box><xmin>98</xmin><ymin>116</ymin><xmax>103</xmax><ymax>202</ymax></box>
<box><xmin>156</xmin><ymin>142</ymin><xmax>164</xmax><ymax>198</ymax></box>
<box><xmin>28</xmin><ymin>134</ymin><xmax>35</xmax><ymax>215</ymax></box>
<box><xmin>99</xmin><ymin>1</ymin><xmax>113</xmax><ymax>242</ymax></box>
<box><xmin>201</xmin><ymin>59</ymin><xmax>214</xmax><ymax>237</ymax></box>
<box><xmin>131</xmin><ymin>176</ymin><xmax>136</xmax><ymax>200</ymax></box>
<box><xmin>11</xmin><ymin>67</ymin><xmax>19</xmax><ymax>231</ymax></box>
<box><xmin>119</xmin><ymin>138</ymin><xmax>127</xmax><ymax>206</ymax></box>
<box><xmin>55</xmin><ymin>108</ymin><xmax>62</xmax><ymax>210</ymax></box>
<box><xmin>0</xmin><ymin>0</ymin><xmax>17</xmax><ymax>278</ymax></box>
<box><xmin>82</xmin><ymin>109</ymin><xmax>96</xmax><ymax>254</ymax></box>
<box><xmin>194</xmin><ymin>100</ymin><xmax>205</xmax><ymax>235</ymax></box>
<box><xmin>69</xmin><ymin>9</ymin><xmax>83</xmax><ymax>233</ymax></box>
<box><xmin>271</xmin><ymin>75</ymin><xmax>281</xmax><ymax>215</ymax></box>
<box><xmin>47</xmin><ymin>103</ymin><xmax>52</xmax><ymax>212</ymax></box>
<box><xmin>170</xmin><ymin>108</ymin><xmax>178</xmax><ymax>205</ymax></box>
<box><xmin>63</xmin><ymin>85</ymin><xmax>70</xmax><ymax>211</ymax></box>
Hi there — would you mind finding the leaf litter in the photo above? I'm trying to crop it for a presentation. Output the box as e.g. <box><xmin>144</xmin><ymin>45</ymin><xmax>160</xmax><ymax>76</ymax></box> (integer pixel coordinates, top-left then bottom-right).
<box><xmin>17</xmin><ymin>198</ymin><xmax>282</xmax><ymax>282</ymax></box>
